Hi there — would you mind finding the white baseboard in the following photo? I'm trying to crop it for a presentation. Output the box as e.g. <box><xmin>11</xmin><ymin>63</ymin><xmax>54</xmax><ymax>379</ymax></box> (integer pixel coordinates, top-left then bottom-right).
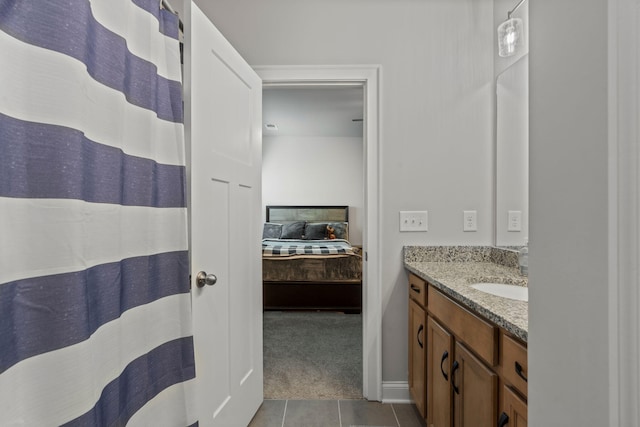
<box><xmin>381</xmin><ymin>381</ymin><xmax>412</xmax><ymax>403</ymax></box>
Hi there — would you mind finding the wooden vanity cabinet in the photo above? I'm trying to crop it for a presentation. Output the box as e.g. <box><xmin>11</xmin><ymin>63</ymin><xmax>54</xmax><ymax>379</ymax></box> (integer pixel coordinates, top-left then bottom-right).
<box><xmin>500</xmin><ymin>334</ymin><xmax>528</xmax><ymax>398</ymax></box>
<box><xmin>426</xmin><ymin>316</ymin><xmax>452</xmax><ymax>427</ymax></box>
<box><xmin>427</xmin><ymin>286</ymin><xmax>498</xmax><ymax>427</ymax></box>
<box><xmin>408</xmin><ymin>273</ymin><xmax>527</xmax><ymax>427</ymax></box>
<box><xmin>498</xmin><ymin>333</ymin><xmax>528</xmax><ymax>427</ymax></box>
<box><xmin>453</xmin><ymin>342</ymin><xmax>498</xmax><ymax>427</ymax></box>
<box><xmin>408</xmin><ymin>274</ymin><xmax>427</xmax><ymax>418</ymax></box>
<box><xmin>409</xmin><ymin>272</ymin><xmax>427</xmax><ymax>307</ymax></box>
<box><xmin>500</xmin><ymin>385</ymin><xmax>528</xmax><ymax>427</ymax></box>
<box><xmin>427</xmin><ymin>286</ymin><xmax>498</xmax><ymax>367</ymax></box>
<box><xmin>409</xmin><ymin>298</ymin><xmax>426</xmax><ymax>417</ymax></box>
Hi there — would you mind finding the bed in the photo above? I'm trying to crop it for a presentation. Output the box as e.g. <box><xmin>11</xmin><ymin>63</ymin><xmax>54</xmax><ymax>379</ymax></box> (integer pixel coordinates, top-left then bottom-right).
<box><xmin>262</xmin><ymin>205</ymin><xmax>363</xmax><ymax>313</ymax></box>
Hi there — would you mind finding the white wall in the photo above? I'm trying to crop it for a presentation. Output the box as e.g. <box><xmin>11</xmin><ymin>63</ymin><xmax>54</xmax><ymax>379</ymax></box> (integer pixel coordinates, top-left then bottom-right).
<box><xmin>262</xmin><ymin>135</ymin><xmax>364</xmax><ymax>245</ymax></box>
<box><xmin>529</xmin><ymin>1</ymin><xmax>610</xmax><ymax>425</ymax></box>
<box><xmin>194</xmin><ymin>0</ymin><xmax>495</xmax><ymax>384</ymax></box>
<box><xmin>495</xmin><ymin>55</ymin><xmax>528</xmax><ymax>247</ymax></box>
<box><xmin>494</xmin><ymin>0</ymin><xmax>529</xmax><ymax>248</ymax></box>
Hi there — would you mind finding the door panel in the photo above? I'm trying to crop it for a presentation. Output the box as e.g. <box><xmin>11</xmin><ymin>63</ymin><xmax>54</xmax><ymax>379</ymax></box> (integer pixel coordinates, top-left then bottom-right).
<box><xmin>453</xmin><ymin>342</ymin><xmax>497</xmax><ymax>427</ymax></box>
<box><xmin>186</xmin><ymin>3</ymin><xmax>263</xmax><ymax>426</ymax></box>
<box><xmin>205</xmin><ymin>178</ymin><xmax>232</xmax><ymax>414</ymax></box>
<box><xmin>502</xmin><ymin>386</ymin><xmax>528</xmax><ymax>427</ymax></box>
<box><xmin>206</xmin><ymin>55</ymin><xmax>253</xmax><ymax>164</ymax></box>
<box><xmin>229</xmin><ymin>184</ymin><xmax>256</xmax><ymax>384</ymax></box>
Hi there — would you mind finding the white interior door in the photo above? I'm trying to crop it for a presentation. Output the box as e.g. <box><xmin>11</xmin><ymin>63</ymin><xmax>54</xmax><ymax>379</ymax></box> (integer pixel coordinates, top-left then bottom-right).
<box><xmin>185</xmin><ymin>3</ymin><xmax>263</xmax><ymax>426</ymax></box>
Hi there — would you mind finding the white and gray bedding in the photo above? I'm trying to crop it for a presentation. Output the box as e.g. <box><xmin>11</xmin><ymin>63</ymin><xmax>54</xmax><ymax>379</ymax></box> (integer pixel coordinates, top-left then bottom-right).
<box><xmin>262</xmin><ymin>238</ymin><xmax>360</xmax><ymax>258</ymax></box>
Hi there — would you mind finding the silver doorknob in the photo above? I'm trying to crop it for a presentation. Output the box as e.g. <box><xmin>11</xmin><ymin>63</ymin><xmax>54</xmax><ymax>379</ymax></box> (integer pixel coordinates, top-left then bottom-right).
<box><xmin>196</xmin><ymin>271</ymin><xmax>217</xmax><ymax>288</ymax></box>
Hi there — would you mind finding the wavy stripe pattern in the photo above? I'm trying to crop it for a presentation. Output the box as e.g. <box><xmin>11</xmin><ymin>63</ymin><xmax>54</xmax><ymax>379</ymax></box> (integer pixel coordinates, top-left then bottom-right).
<box><xmin>0</xmin><ymin>1</ymin><xmax>194</xmax><ymax>425</ymax></box>
<box><xmin>89</xmin><ymin>0</ymin><xmax>182</xmax><ymax>81</ymax></box>
<box><xmin>132</xmin><ymin>0</ymin><xmax>181</xmax><ymax>39</ymax></box>
<box><xmin>0</xmin><ymin>113</ymin><xmax>186</xmax><ymax>207</ymax></box>
<box><xmin>126</xmin><ymin>380</ymin><xmax>198</xmax><ymax>427</ymax></box>
<box><xmin>63</xmin><ymin>337</ymin><xmax>195</xmax><ymax>427</ymax></box>
<box><xmin>0</xmin><ymin>27</ymin><xmax>185</xmax><ymax>166</ymax></box>
<box><xmin>0</xmin><ymin>0</ymin><xmax>182</xmax><ymax>123</ymax></box>
<box><xmin>0</xmin><ymin>294</ymin><xmax>193</xmax><ymax>425</ymax></box>
<box><xmin>0</xmin><ymin>251</ymin><xmax>188</xmax><ymax>374</ymax></box>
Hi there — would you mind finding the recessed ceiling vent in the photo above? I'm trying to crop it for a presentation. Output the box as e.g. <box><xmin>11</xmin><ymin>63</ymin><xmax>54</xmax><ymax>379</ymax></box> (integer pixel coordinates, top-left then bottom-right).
<box><xmin>264</xmin><ymin>123</ymin><xmax>278</xmax><ymax>130</ymax></box>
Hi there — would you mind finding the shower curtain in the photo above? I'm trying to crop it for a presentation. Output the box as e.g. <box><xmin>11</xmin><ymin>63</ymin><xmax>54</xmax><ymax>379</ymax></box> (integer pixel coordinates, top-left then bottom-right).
<box><xmin>0</xmin><ymin>0</ymin><xmax>195</xmax><ymax>425</ymax></box>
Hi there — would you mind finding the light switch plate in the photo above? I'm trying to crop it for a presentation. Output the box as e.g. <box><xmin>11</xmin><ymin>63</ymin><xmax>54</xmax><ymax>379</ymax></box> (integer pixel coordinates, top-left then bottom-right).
<box><xmin>400</xmin><ymin>211</ymin><xmax>428</xmax><ymax>232</ymax></box>
<box><xmin>508</xmin><ymin>210</ymin><xmax>522</xmax><ymax>231</ymax></box>
<box><xmin>463</xmin><ymin>210</ymin><xmax>477</xmax><ymax>232</ymax></box>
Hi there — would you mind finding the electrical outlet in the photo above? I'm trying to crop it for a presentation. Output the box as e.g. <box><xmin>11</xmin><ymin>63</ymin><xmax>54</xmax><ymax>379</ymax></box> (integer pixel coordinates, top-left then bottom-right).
<box><xmin>508</xmin><ymin>210</ymin><xmax>522</xmax><ymax>231</ymax></box>
<box><xmin>400</xmin><ymin>211</ymin><xmax>428</xmax><ymax>232</ymax></box>
<box><xmin>463</xmin><ymin>210</ymin><xmax>477</xmax><ymax>232</ymax></box>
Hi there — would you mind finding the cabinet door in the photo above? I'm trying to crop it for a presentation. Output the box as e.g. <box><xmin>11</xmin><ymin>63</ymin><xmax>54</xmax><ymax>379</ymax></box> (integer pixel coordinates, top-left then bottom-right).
<box><xmin>453</xmin><ymin>342</ymin><xmax>497</xmax><ymax>427</ymax></box>
<box><xmin>409</xmin><ymin>299</ymin><xmax>426</xmax><ymax>417</ymax></box>
<box><xmin>499</xmin><ymin>386</ymin><xmax>527</xmax><ymax>427</ymax></box>
<box><xmin>427</xmin><ymin>316</ymin><xmax>453</xmax><ymax>427</ymax></box>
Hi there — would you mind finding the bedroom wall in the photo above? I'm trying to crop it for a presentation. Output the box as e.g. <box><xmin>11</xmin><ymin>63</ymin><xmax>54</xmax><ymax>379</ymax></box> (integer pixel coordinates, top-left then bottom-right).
<box><xmin>193</xmin><ymin>0</ymin><xmax>495</xmax><ymax>388</ymax></box>
<box><xmin>262</xmin><ymin>135</ymin><xmax>364</xmax><ymax>245</ymax></box>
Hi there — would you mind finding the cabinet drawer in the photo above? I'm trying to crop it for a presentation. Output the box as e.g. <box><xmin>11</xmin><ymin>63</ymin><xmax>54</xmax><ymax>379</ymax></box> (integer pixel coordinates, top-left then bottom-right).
<box><xmin>428</xmin><ymin>286</ymin><xmax>498</xmax><ymax>366</ymax></box>
<box><xmin>408</xmin><ymin>273</ymin><xmax>427</xmax><ymax>307</ymax></box>
<box><xmin>501</xmin><ymin>334</ymin><xmax>528</xmax><ymax>398</ymax></box>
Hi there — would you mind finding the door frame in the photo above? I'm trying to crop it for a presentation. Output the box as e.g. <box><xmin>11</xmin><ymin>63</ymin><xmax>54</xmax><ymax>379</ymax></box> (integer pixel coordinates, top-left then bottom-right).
<box><xmin>255</xmin><ymin>65</ymin><xmax>382</xmax><ymax>401</ymax></box>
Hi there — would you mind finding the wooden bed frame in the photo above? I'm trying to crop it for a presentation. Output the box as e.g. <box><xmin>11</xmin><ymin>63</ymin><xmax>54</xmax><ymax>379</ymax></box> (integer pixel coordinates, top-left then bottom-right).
<box><xmin>262</xmin><ymin>205</ymin><xmax>362</xmax><ymax>314</ymax></box>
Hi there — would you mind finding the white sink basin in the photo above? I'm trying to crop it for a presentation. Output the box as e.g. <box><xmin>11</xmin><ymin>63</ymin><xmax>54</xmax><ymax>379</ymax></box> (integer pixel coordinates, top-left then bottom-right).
<box><xmin>470</xmin><ymin>283</ymin><xmax>528</xmax><ymax>302</ymax></box>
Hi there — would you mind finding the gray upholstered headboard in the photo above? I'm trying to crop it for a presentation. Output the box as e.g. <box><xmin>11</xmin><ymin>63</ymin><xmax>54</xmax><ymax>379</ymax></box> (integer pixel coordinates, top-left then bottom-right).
<box><xmin>265</xmin><ymin>205</ymin><xmax>349</xmax><ymax>224</ymax></box>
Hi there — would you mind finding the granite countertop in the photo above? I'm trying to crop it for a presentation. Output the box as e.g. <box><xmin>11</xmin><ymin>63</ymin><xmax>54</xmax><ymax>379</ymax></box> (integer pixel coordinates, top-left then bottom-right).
<box><xmin>404</xmin><ymin>246</ymin><xmax>528</xmax><ymax>342</ymax></box>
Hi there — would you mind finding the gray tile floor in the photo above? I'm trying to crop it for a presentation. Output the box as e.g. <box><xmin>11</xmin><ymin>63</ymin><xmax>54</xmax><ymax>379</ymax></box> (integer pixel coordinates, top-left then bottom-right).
<box><xmin>248</xmin><ymin>399</ymin><xmax>426</xmax><ymax>427</ymax></box>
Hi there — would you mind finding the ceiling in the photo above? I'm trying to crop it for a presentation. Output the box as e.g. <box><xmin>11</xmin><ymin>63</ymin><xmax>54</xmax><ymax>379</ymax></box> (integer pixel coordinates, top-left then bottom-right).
<box><xmin>161</xmin><ymin>1</ymin><xmax>364</xmax><ymax>138</ymax></box>
<box><xmin>263</xmin><ymin>86</ymin><xmax>364</xmax><ymax>138</ymax></box>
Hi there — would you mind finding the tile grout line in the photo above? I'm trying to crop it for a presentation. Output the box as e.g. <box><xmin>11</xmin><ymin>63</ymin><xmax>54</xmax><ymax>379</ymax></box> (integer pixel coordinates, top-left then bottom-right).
<box><xmin>281</xmin><ymin>400</ymin><xmax>288</xmax><ymax>427</ymax></box>
<box><xmin>390</xmin><ymin>403</ymin><xmax>401</xmax><ymax>427</ymax></box>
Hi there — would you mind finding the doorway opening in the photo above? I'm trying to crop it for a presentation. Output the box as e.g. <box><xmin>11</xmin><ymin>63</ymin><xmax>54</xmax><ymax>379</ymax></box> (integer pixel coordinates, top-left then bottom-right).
<box><xmin>261</xmin><ymin>85</ymin><xmax>364</xmax><ymax>399</ymax></box>
<box><xmin>255</xmin><ymin>65</ymin><xmax>382</xmax><ymax>401</ymax></box>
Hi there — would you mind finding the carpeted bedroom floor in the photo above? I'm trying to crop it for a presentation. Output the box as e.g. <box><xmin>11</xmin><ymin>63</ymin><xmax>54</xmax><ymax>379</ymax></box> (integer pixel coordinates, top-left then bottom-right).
<box><xmin>263</xmin><ymin>311</ymin><xmax>362</xmax><ymax>400</ymax></box>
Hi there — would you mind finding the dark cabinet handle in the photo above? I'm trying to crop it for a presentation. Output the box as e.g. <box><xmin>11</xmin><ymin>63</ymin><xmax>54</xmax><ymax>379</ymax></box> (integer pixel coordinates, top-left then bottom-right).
<box><xmin>410</xmin><ymin>285</ymin><xmax>421</xmax><ymax>294</ymax></box>
<box><xmin>515</xmin><ymin>361</ymin><xmax>528</xmax><ymax>382</ymax></box>
<box><xmin>452</xmin><ymin>360</ymin><xmax>460</xmax><ymax>394</ymax></box>
<box><xmin>417</xmin><ymin>324</ymin><xmax>424</xmax><ymax>349</ymax></box>
<box><xmin>440</xmin><ymin>350</ymin><xmax>449</xmax><ymax>380</ymax></box>
<box><xmin>498</xmin><ymin>412</ymin><xmax>509</xmax><ymax>427</ymax></box>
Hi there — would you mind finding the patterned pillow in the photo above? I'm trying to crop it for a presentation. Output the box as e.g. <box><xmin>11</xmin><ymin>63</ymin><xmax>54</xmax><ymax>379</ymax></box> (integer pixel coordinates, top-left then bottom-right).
<box><xmin>280</xmin><ymin>221</ymin><xmax>306</xmax><ymax>239</ymax></box>
<box><xmin>304</xmin><ymin>222</ymin><xmax>328</xmax><ymax>240</ymax></box>
<box><xmin>262</xmin><ymin>223</ymin><xmax>282</xmax><ymax>239</ymax></box>
<box><xmin>327</xmin><ymin>222</ymin><xmax>349</xmax><ymax>240</ymax></box>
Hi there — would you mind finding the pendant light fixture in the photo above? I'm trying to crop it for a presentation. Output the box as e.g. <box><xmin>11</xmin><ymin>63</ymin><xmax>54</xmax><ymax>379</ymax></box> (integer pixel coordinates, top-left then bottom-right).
<box><xmin>498</xmin><ymin>0</ymin><xmax>527</xmax><ymax>57</ymax></box>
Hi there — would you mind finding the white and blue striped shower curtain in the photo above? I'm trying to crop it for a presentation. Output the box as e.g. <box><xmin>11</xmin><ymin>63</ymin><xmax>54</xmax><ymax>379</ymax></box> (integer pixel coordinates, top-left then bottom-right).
<box><xmin>0</xmin><ymin>0</ymin><xmax>195</xmax><ymax>425</ymax></box>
